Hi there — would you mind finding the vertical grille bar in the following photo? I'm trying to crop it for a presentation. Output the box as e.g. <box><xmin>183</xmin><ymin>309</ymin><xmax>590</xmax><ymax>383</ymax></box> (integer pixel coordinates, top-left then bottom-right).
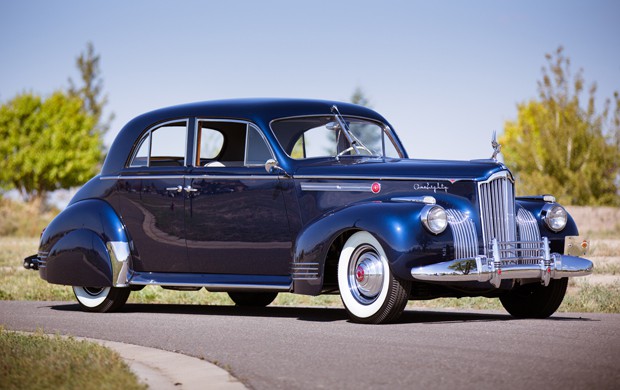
<box><xmin>478</xmin><ymin>172</ymin><xmax>516</xmax><ymax>256</ymax></box>
<box><xmin>516</xmin><ymin>208</ymin><xmax>541</xmax><ymax>260</ymax></box>
<box><xmin>447</xmin><ymin>209</ymin><xmax>478</xmax><ymax>259</ymax></box>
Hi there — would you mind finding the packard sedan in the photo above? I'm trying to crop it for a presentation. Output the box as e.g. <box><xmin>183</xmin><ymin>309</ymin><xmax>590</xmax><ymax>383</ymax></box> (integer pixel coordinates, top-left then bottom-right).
<box><xmin>24</xmin><ymin>98</ymin><xmax>593</xmax><ymax>323</ymax></box>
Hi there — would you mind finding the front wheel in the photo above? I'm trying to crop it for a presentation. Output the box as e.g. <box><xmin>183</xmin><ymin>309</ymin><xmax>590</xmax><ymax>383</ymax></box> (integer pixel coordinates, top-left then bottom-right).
<box><xmin>72</xmin><ymin>286</ymin><xmax>130</xmax><ymax>313</ymax></box>
<box><xmin>338</xmin><ymin>231</ymin><xmax>411</xmax><ymax>324</ymax></box>
<box><xmin>499</xmin><ymin>278</ymin><xmax>568</xmax><ymax>319</ymax></box>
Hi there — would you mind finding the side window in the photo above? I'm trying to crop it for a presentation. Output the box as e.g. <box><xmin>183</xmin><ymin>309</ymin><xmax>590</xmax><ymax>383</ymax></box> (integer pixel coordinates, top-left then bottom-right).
<box><xmin>196</xmin><ymin>121</ymin><xmax>272</xmax><ymax>167</ymax></box>
<box><xmin>245</xmin><ymin>126</ymin><xmax>273</xmax><ymax>165</ymax></box>
<box><xmin>129</xmin><ymin>121</ymin><xmax>187</xmax><ymax>167</ymax></box>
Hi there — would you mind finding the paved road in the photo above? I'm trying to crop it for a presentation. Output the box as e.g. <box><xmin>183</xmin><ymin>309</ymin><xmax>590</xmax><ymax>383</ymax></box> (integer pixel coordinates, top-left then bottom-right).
<box><xmin>2</xmin><ymin>301</ymin><xmax>619</xmax><ymax>389</ymax></box>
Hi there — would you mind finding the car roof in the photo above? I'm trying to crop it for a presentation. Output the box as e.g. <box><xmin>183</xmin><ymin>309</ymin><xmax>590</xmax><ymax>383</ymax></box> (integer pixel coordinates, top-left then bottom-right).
<box><xmin>102</xmin><ymin>98</ymin><xmax>393</xmax><ymax>175</ymax></box>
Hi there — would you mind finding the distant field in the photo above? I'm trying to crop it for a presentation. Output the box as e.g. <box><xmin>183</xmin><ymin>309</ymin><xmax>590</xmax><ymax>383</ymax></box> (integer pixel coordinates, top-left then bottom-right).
<box><xmin>0</xmin><ymin>205</ymin><xmax>618</xmax><ymax>313</ymax></box>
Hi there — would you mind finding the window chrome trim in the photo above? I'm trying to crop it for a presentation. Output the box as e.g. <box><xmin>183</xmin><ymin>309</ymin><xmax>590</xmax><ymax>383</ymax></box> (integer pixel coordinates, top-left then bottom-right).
<box><xmin>127</xmin><ymin>119</ymin><xmax>190</xmax><ymax>168</ymax></box>
<box><xmin>268</xmin><ymin>114</ymin><xmax>405</xmax><ymax>160</ymax></box>
<box><xmin>194</xmin><ymin>118</ymin><xmax>276</xmax><ymax>168</ymax></box>
<box><xmin>244</xmin><ymin>123</ymin><xmax>276</xmax><ymax>166</ymax></box>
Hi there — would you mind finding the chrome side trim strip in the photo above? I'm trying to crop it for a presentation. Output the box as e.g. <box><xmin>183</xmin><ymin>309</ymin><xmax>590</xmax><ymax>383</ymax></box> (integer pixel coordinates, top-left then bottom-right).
<box><xmin>101</xmin><ymin>175</ymin><xmax>184</xmax><ymax>180</ymax></box>
<box><xmin>392</xmin><ymin>196</ymin><xmax>436</xmax><ymax>204</ymax></box>
<box><xmin>301</xmin><ymin>183</ymin><xmax>373</xmax><ymax>192</ymax></box>
<box><xmin>100</xmin><ymin>175</ymin><xmax>278</xmax><ymax>181</ymax></box>
<box><xmin>186</xmin><ymin>175</ymin><xmax>276</xmax><ymax>180</ymax></box>
<box><xmin>294</xmin><ymin>175</ymin><xmax>465</xmax><ymax>182</ymax></box>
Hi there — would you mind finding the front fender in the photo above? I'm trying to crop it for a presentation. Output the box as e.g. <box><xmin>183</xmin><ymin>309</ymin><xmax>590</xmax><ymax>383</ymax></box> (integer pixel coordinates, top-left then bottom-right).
<box><xmin>39</xmin><ymin>199</ymin><xmax>130</xmax><ymax>287</ymax></box>
<box><xmin>292</xmin><ymin>201</ymin><xmax>453</xmax><ymax>295</ymax></box>
<box><xmin>516</xmin><ymin>198</ymin><xmax>579</xmax><ymax>254</ymax></box>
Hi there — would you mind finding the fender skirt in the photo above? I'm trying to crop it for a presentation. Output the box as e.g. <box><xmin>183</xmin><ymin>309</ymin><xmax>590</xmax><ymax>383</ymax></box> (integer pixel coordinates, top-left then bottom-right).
<box><xmin>45</xmin><ymin>228</ymin><xmax>113</xmax><ymax>287</ymax></box>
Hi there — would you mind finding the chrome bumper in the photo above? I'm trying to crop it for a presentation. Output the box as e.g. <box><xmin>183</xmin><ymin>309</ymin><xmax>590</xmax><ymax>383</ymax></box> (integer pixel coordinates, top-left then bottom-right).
<box><xmin>411</xmin><ymin>237</ymin><xmax>593</xmax><ymax>288</ymax></box>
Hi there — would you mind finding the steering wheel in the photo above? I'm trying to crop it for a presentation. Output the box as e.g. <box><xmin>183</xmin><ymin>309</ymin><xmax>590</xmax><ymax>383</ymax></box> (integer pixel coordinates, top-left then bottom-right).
<box><xmin>336</xmin><ymin>143</ymin><xmax>373</xmax><ymax>157</ymax></box>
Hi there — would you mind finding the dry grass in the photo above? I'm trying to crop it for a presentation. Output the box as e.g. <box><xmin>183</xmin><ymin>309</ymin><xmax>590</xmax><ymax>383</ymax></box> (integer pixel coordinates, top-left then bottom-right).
<box><xmin>0</xmin><ymin>197</ymin><xmax>59</xmax><ymax>237</ymax></box>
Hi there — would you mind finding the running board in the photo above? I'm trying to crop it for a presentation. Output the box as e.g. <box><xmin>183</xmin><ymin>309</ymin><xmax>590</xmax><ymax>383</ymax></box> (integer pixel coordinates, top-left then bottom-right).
<box><xmin>128</xmin><ymin>271</ymin><xmax>292</xmax><ymax>292</ymax></box>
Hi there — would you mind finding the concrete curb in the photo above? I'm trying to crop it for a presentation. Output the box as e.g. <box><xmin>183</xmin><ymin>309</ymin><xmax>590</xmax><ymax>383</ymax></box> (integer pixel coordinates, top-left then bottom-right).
<box><xmin>78</xmin><ymin>337</ymin><xmax>247</xmax><ymax>390</ymax></box>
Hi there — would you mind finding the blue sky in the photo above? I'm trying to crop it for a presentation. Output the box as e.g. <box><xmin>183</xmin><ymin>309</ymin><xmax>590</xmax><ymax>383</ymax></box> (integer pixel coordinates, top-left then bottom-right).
<box><xmin>1</xmin><ymin>0</ymin><xmax>618</xmax><ymax>161</ymax></box>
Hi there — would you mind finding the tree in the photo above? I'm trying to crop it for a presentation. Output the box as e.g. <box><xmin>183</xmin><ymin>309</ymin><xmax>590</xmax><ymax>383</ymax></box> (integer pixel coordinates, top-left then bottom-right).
<box><xmin>351</xmin><ymin>86</ymin><xmax>371</xmax><ymax>107</ymax></box>
<box><xmin>500</xmin><ymin>47</ymin><xmax>620</xmax><ymax>206</ymax></box>
<box><xmin>0</xmin><ymin>92</ymin><xmax>101</xmax><ymax>203</ymax></box>
<box><xmin>69</xmin><ymin>42</ymin><xmax>114</xmax><ymax>135</ymax></box>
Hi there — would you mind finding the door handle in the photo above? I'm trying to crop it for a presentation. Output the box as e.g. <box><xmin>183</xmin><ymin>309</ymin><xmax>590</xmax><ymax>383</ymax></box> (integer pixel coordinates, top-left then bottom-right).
<box><xmin>166</xmin><ymin>185</ymin><xmax>183</xmax><ymax>193</ymax></box>
<box><xmin>184</xmin><ymin>186</ymin><xmax>198</xmax><ymax>193</ymax></box>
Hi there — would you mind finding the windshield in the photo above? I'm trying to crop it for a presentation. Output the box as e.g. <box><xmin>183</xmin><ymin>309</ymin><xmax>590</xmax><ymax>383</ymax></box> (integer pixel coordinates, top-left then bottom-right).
<box><xmin>271</xmin><ymin>115</ymin><xmax>403</xmax><ymax>160</ymax></box>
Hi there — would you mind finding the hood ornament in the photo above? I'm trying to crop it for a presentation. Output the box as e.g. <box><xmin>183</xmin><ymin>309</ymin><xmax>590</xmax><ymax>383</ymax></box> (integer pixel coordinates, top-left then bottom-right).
<box><xmin>490</xmin><ymin>130</ymin><xmax>501</xmax><ymax>161</ymax></box>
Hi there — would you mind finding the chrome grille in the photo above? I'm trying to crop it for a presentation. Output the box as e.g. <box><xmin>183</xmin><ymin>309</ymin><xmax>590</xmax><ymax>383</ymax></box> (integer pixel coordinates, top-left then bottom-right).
<box><xmin>478</xmin><ymin>172</ymin><xmax>516</xmax><ymax>256</ymax></box>
<box><xmin>516</xmin><ymin>208</ymin><xmax>542</xmax><ymax>263</ymax></box>
<box><xmin>447</xmin><ymin>209</ymin><xmax>478</xmax><ymax>259</ymax></box>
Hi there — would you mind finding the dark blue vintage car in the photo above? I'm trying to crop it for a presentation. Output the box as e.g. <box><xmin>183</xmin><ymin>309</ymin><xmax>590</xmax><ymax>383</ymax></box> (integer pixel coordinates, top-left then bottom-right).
<box><xmin>24</xmin><ymin>98</ymin><xmax>593</xmax><ymax>323</ymax></box>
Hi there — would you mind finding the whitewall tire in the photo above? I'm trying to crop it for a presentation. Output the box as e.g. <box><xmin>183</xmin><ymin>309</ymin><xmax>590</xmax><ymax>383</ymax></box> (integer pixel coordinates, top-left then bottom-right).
<box><xmin>72</xmin><ymin>286</ymin><xmax>130</xmax><ymax>313</ymax></box>
<box><xmin>337</xmin><ymin>231</ymin><xmax>411</xmax><ymax>324</ymax></box>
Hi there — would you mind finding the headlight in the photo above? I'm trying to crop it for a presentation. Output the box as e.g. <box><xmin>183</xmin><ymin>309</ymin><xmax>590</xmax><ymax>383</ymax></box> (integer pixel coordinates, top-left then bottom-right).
<box><xmin>542</xmin><ymin>203</ymin><xmax>568</xmax><ymax>232</ymax></box>
<box><xmin>421</xmin><ymin>205</ymin><xmax>448</xmax><ymax>234</ymax></box>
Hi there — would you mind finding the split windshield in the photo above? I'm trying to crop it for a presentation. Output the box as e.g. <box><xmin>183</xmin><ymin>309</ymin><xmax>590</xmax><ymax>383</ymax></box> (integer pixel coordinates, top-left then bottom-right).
<box><xmin>271</xmin><ymin>115</ymin><xmax>402</xmax><ymax>160</ymax></box>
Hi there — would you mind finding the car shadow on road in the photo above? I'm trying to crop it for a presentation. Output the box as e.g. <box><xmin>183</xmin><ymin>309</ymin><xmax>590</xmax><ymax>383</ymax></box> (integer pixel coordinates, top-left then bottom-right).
<box><xmin>50</xmin><ymin>303</ymin><xmax>595</xmax><ymax>324</ymax></box>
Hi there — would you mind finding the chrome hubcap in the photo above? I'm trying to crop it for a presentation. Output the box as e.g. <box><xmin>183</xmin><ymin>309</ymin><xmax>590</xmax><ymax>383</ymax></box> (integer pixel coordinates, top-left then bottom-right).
<box><xmin>83</xmin><ymin>287</ymin><xmax>105</xmax><ymax>296</ymax></box>
<box><xmin>348</xmin><ymin>244</ymin><xmax>384</xmax><ymax>304</ymax></box>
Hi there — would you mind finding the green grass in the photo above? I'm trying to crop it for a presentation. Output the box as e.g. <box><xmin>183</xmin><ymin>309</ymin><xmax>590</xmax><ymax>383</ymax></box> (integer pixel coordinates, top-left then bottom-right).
<box><xmin>0</xmin><ymin>328</ymin><xmax>146</xmax><ymax>390</ymax></box>
<box><xmin>1</xmin><ymin>236</ymin><xmax>619</xmax><ymax>313</ymax></box>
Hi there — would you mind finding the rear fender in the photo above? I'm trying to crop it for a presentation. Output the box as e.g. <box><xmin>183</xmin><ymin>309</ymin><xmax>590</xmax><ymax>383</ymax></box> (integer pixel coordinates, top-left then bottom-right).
<box><xmin>39</xmin><ymin>199</ymin><xmax>130</xmax><ymax>287</ymax></box>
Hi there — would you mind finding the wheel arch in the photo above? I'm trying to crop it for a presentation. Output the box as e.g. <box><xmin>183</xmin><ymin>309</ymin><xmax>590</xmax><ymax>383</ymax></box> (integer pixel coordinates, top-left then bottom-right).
<box><xmin>291</xmin><ymin>201</ymin><xmax>434</xmax><ymax>295</ymax></box>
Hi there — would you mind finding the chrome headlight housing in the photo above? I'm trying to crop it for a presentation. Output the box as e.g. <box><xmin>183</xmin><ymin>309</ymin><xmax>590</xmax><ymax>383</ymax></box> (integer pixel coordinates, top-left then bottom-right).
<box><xmin>421</xmin><ymin>205</ymin><xmax>448</xmax><ymax>234</ymax></box>
<box><xmin>542</xmin><ymin>203</ymin><xmax>568</xmax><ymax>232</ymax></box>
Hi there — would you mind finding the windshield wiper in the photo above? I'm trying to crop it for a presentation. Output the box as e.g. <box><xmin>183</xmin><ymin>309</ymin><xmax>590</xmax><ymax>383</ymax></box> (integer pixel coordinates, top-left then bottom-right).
<box><xmin>331</xmin><ymin>105</ymin><xmax>373</xmax><ymax>157</ymax></box>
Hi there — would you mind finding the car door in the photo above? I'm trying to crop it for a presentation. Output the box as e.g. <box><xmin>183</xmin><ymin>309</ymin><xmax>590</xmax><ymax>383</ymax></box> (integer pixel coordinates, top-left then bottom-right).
<box><xmin>116</xmin><ymin>119</ymin><xmax>191</xmax><ymax>273</ymax></box>
<box><xmin>185</xmin><ymin>119</ymin><xmax>292</xmax><ymax>275</ymax></box>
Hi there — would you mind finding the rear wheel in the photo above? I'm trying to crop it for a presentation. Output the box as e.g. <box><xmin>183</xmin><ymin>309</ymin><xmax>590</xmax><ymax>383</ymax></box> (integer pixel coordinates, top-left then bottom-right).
<box><xmin>338</xmin><ymin>231</ymin><xmax>411</xmax><ymax>324</ymax></box>
<box><xmin>499</xmin><ymin>278</ymin><xmax>568</xmax><ymax>319</ymax></box>
<box><xmin>72</xmin><ymin>286</ymin><xmax>130</xmax><ymax>313</ymax></box>
<box><xmin>228</xmin><ymin>292</ymin><xmax>278</xmax><ymax>307</ymax></box>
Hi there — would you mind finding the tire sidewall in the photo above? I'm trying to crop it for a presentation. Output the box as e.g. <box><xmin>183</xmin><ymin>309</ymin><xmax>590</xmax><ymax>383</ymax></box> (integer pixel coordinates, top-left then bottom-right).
<box><xmin>73</xmin><ymin>286</ymin><xmax>111</xmax><ymax>308</ymax></box>
<box><xmin>338</xmin><ymin>231</ymin><xmax>391</xmax><ymax>319</ymax></box>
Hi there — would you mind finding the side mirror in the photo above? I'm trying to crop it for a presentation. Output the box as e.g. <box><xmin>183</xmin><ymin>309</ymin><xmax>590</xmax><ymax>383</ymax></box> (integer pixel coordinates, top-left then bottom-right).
<box><xmin>264</xmin><ymin>159</ymin><xmax>290</xmax><ymax>177</ymax></box>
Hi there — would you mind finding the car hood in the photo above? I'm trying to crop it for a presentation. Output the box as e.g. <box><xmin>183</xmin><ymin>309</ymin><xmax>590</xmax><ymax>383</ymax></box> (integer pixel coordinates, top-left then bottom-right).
<box><xmin>291</xmin><ymin>158</ymin><xmax>508</xmax><ymax>182</ymax></box>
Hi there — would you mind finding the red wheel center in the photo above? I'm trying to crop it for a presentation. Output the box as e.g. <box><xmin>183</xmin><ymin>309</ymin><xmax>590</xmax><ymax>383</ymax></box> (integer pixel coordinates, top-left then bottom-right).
<box><xmin>356</xmin><ymin>265</ymin><xmax>365</xmax><ymax>282</ymax></box>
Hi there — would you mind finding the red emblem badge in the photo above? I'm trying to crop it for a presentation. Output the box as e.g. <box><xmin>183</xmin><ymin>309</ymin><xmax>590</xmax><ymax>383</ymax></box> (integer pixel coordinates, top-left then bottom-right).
<box><xmin>371</xmin><ymin>182</ymin><xmax>381</xmax><ymax>194</ymax></box>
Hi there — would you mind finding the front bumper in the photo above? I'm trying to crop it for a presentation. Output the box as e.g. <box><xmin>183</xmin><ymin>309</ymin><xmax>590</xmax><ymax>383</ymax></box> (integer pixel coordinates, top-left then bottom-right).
<box><xmin>411</xmin><ymin>237</ymin><xmax>593</xmax><ymax>288</ymax></box>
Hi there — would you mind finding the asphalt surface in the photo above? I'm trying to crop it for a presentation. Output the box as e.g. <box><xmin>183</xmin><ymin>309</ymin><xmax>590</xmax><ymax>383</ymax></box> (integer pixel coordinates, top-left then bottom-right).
<box><xmin>2</xmin><ymin>300</ymin><xmax>619</xmax><ymax>390</ymax></box>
